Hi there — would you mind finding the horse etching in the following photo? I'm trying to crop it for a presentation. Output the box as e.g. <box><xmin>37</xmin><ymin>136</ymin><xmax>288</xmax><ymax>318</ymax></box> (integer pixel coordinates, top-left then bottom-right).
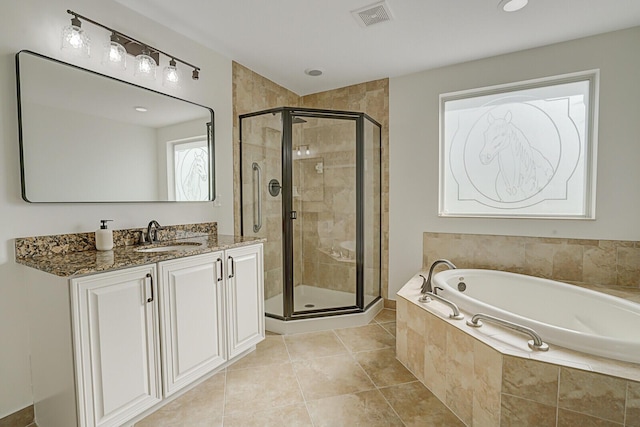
<box><xmin>181</xmin><ymin>150</ymin><xmax>208</xmax><ymax>201</ymax></box>
<box><xmin>480</xmin><ymin>111</ymin><xmax>554</xmax><ymax>201</ymax></box>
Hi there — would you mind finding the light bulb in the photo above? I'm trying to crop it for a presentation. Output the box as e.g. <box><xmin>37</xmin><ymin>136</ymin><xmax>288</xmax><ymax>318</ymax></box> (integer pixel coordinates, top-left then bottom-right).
<box><xmin>297</xmin><ymin>148</ymin><xmax>301</xmax><ymax>156</ymax></box>
<box><xmin>61</xmin><ymin>16</ymin><xmax>90</xmax><ymax>58</ymax></box>
<box><xmin>134</xmin><ymin>49</ymin><xmax>157</xmax><ymax>81</ymax></box>
<box><xmin>162</xmin><ymin>59</ymin><xmax>182</xmax><ymax>88</ymax></box>
<box><xmin>305</xmin><ymin>147</ymin><xmax>310</xmax><ymax>155</ymax></box>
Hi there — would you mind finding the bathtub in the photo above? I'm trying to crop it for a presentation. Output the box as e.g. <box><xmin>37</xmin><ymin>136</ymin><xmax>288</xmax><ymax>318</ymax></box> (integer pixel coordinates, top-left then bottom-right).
<box><xmin>432</xmin><ymin>269</ymin><xmax>640</xmax><ymax>364</ymax></box>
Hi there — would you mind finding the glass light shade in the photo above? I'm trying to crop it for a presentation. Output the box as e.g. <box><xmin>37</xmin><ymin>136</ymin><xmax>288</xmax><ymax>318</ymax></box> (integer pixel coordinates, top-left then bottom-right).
<box><xmin>61</xmin><ymin>24</ymin><xmax>90</xmax><ymax>58</ymax></box>
<box><xmin>162</xmin><ymin>62</ymin><xmax>182</xmax><ymax>88</ymax></box>
<box><xmin>134</xmin><ymin>52</ymin><xmax>157</xmax><ymax>80</ymax></box>
<box><xmin>103</xmin><ymin>39</ymin><xmax>126</xmax><ymax>70</ymax></box>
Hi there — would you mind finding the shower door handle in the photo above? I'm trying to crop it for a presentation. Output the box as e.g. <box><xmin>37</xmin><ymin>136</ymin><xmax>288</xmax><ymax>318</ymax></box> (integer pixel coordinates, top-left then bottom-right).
<box><xmin>290</xmin><ymin>211</ymin><xmax>297</xmax><ymax>220</ymax></box>
<box><xmin>252</xmin><ymin>162</ymin><xmax>262</xmax><ymax>232</ymax></box>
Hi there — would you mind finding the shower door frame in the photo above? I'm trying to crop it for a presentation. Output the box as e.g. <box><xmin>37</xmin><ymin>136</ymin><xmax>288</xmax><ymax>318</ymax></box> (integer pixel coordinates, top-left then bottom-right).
<box><xmin>239</xmin><ymin>107</ymin><xmax>382</xmax><ymax>321</ymax></box>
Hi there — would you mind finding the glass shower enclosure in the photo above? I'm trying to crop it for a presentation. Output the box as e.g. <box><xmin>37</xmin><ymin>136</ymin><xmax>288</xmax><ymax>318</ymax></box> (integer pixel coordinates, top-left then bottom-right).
<box><xmin>240</xmin><ymin>107</ymin><xmax>381</xmax><ymax>321</ymax></box>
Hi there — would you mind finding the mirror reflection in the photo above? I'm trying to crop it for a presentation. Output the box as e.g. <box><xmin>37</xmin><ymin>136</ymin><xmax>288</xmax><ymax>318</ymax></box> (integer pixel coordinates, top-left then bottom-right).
<box><xmin>16</xmin><ymin>50</ymin><xmax>215</xmax><ymax>203</ymax></box>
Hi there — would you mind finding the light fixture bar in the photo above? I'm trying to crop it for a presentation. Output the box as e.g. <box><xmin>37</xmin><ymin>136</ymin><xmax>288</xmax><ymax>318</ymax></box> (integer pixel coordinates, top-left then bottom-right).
<box><xmin>66</xmin><ymin>10</ymin><xmax>200</xmax><ymax>79</ymax></box>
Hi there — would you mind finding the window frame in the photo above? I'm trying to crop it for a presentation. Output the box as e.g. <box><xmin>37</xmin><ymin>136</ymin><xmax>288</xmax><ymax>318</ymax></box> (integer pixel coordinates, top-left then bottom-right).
<box><xmin>438</xmin><ymin>70</ymin><xmax>599</xmax><ymax>219</ymax></box>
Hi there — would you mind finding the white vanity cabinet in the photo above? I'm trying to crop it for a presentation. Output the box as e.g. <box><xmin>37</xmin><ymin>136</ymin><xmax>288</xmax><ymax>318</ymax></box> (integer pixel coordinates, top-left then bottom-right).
<box><xmin>225</xmin><ymin>244</ymin><xmax>265</xmax><ymax>358</ymax></box>
<box><xmin>158</xmin><ymin>245</ymin><xmax>265</xmax><ymax>396</ymax></box>
<box><xmin>157</xmin><ymin>252</ymin><xmax>226</xmax><ymax>397</ymax></box>
<box><xmin>71</xmin><ymin>265</ymin><xmax>162</xmax><ymax>427</ymax></box>
<box><xmin>25</xmin><ymin>242</ymin><xmax>264</xmax><ymax>427</ymax></box>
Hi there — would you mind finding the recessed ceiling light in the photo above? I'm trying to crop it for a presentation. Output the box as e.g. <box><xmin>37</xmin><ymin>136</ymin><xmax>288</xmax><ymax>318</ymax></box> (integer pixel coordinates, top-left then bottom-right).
<box><xmin>498</xmin><ymin>0</ymin><xmax>528</xmax><ymax>12</ymax></box>
<box><xmin>134</xmin><ymin>106</ymin><xmax>148</xmax><ymax>112</ymax></box>
<box><xmin>304</xmin><ymin>68</ymin><xmax>323</xmax><ymax>77</ymax></box>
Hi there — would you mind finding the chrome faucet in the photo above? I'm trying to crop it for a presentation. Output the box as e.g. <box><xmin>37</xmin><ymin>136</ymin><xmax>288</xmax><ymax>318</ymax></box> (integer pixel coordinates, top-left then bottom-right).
<box><xmin>147</xmin><ymin>220</ymin><xmax>162</xmax><ymax>243</ymax></box>
<box><xmin>421</xmin><ymin>259</ymin><xmax>456</xmax><ymax>294</ymax></box>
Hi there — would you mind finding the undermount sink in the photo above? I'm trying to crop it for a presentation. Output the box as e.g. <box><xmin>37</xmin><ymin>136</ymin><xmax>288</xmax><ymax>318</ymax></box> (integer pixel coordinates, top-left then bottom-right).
<box><xmin>135</xmin><ymin>242</ymin><xmax>203</xmax><ymax>253</ymax></box>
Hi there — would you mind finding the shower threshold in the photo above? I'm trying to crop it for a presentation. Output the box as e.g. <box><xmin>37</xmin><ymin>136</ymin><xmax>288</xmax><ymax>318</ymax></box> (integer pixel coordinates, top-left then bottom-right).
<box><xmin>264</xmin><ymin>285</ymin><xmax>383</xmax><ymax>335</ymax></box>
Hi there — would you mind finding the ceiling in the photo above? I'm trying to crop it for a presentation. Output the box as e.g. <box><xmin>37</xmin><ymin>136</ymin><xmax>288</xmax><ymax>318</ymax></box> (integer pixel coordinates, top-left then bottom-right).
<box><xmin>114</xmin><ymin>0</ymin><xmax>640</xmax><ymax>96</ymax></box>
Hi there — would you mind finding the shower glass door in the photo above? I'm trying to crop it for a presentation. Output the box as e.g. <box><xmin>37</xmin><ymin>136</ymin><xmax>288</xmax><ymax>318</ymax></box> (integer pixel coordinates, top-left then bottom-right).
<box><xmin>240</xmin><ymin>110</ymin><xmax>284</xmax><ymax>318</ymax></box>
<box><xmin>291</xmin><ymin>114</ymin><xmax>358</xmax><ymax>314</ymax></box>
<box><xmin>240</xmin><ymin>107</ymin><xmax>381</xmax><ymax>321</ymax></box>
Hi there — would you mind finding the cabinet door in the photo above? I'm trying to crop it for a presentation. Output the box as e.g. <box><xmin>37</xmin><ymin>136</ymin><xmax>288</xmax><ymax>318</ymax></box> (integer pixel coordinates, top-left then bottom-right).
<box><xmin>226</xmin><ymin>244</ymin><xmax>265</xmax><ymax>359</ymax></box>
<box><xmin>71</xmin><ymin>265</ymin><xmax>161</xmax><ymax>427</ymax></box>
<box><xmin>158</xmin><ymin>252</ymin><xmax>226</xmax><ymax>397</ymax></box>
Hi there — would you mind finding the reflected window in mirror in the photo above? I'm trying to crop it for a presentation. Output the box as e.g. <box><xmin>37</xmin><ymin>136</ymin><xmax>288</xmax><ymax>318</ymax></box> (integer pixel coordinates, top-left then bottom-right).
<box><xmin>169</xmin><ymin>137</ymin><xmax>210</xmax><ymax>201</ymax></box>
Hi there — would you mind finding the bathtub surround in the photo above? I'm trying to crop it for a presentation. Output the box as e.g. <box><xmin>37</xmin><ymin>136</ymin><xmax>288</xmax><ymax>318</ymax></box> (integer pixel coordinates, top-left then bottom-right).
<box><xmin>423</xmin><ymin>232</ymin><xmax>640</xmax><ymax>300</ymax></box>
<box><xmin>397</xmin><ymin>278</ymin><xmax>640</xmax><ymax>426</ymax></box>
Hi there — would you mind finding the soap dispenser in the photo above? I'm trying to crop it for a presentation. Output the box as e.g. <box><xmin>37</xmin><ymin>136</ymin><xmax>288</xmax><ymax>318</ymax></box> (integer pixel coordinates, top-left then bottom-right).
<box><xmin>96</xmin><ymin>220</ymin><xmax>114</xmax><ymax>251</ymax></box>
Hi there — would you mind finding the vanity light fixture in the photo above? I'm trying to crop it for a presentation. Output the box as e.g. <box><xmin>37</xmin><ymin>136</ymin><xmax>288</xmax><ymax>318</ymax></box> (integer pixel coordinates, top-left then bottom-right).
<box><xmin>61</xmin><ymin>13</ymin><xmax>90</xmax><ymax>57</ymax></box>
<box><xmin>498</xmin><ymin>0</ymin><xmax>528</xmax><ymax>12</ymax></box>
<box><xmin>62</xmin><ymin>10</ymin><xmax>201</xmax><ymax>85</ymax></box>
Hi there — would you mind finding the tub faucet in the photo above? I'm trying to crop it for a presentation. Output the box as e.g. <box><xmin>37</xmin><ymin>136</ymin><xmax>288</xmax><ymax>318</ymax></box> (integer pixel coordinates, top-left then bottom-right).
<box><xmin>147</xmin><ymin>220</ymin><xmax>163</xmax><ymax>243</ymax></box>
<box><xmin>421</xmin><ymin>259</ymin><xmax>457</xmax><ymax>294</ymax></box>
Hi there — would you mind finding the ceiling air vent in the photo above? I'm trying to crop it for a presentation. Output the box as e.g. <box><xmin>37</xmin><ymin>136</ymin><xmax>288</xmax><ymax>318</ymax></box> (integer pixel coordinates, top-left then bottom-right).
<box><xmin>351</xmin><ymin>1</ymin><xmax>394</xmax><ymax>28</ymax></box>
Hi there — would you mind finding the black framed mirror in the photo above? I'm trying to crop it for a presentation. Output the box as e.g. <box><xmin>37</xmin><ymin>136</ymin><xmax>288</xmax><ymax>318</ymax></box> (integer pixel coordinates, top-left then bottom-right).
<box><xmin>16</xmin><ymin>50</ymin><xmax>215</xmax><ymax>203</ymax></box>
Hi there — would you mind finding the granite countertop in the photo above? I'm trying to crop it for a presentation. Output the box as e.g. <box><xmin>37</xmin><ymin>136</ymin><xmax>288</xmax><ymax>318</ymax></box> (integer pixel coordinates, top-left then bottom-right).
<box><xmin>15</xmin><ymin>222</ymin><xmax>266</xmax><ymax>278</ymax></box>
<box><xmin>16</xmin><ymin>231</ymin><xmax>265</xmax><ymax>278</ymax></box>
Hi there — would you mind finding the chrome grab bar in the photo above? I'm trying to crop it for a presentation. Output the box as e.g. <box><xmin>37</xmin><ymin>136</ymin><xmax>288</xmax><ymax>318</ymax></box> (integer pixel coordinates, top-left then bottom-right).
<box><xmin>418</xmin><ymin>292</ymin><xmax>464</xmax><ymax>320</ymax></box>
<box><xmin>252</xmin><ymin>162</ymin><xmax>262</xmax><ymax>233</ymax></box>
<box><xmin>466</xmin><ymin>313</ymin><xmax>549</xmax><ymax>351</ymax></box>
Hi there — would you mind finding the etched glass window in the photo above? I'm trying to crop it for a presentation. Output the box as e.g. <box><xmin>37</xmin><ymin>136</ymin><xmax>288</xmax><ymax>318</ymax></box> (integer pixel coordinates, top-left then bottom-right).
<box><xmin>439</xmin><ymin>71</ymin><xmax>598</xmax><ymax>218</ymax></box>
<box><xmin>171</xmin><ymin>139</ymin><xmax>209</xmax><ymax>201</ymax></box>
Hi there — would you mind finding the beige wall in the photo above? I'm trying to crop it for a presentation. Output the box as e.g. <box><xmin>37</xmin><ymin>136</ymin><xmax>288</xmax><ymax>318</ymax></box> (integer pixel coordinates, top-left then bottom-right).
<box><xmin>232</xmin><ymin>62</ymin><xmax>390</xmax><ymax>300</ymax></box>
<box><xmin>389</xmin><ymin>26</ymin><xmax>640</xmax><ymax>298</ymax></box>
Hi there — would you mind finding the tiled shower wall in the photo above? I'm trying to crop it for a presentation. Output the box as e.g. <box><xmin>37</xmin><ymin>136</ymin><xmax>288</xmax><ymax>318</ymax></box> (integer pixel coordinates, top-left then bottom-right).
<box><xmin>301</xmin><ymin>80</ymin><xmax>389</xmax><ymax>299</ymax></box>
<box><xmin>233</xmin><ymin>62</ymin><xmax>299</xmax><ymax>300</ymax></box>
<box><xmin>232</xmin><ymin>61</ymin><xmax>389</xmax><ymax>300</ymax></box>
<box><xmin>423</xmin><ymin>232</ymin><xmax>640</xmax><ymax>290</ymax></box>
<box><xmin>295</xmin><ymin>117</ymin><xmax>357</xmax><ymax>293</ymax></box>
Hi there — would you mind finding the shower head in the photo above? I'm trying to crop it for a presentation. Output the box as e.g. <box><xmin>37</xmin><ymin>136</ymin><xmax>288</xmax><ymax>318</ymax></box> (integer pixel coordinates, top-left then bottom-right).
<box><xmin>292</xmin><ymin>117</ymin><xmax>307</xmax><ymax>124</ymax></box>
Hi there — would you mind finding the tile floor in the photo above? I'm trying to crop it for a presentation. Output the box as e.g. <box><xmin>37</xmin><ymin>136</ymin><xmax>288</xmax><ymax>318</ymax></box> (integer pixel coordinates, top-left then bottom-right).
<box><xmin>135</xmin><ymin>309</ymin><xmax>463</xmax><ymax>426</ymax></box>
